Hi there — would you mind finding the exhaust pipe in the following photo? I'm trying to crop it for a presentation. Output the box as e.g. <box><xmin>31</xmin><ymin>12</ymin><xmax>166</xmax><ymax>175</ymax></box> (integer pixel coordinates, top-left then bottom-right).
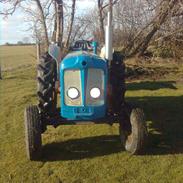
<box><xmin>105</xmin><ymin>12</ymin><xmax>113</xmax><ymax>65</ymax></box>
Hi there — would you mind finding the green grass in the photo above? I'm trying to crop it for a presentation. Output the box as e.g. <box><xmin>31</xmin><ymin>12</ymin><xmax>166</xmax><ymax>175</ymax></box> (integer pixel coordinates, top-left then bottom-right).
<box><xmin>0</xmin><ymin>45</ymin><xmax>36</xmax><ymax>69</ymax></box>
<box><xmin>1</xmin><ymin>46</ymin><xmax>183</xmax><ymax>182</ymax></box>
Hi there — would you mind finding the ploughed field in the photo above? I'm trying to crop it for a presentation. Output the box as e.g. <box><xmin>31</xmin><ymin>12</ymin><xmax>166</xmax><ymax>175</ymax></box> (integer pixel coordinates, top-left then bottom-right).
<box><xmin>1</xmin><ymin>45</ymin><xmax>183</xmax><ymax>183</ymax></box>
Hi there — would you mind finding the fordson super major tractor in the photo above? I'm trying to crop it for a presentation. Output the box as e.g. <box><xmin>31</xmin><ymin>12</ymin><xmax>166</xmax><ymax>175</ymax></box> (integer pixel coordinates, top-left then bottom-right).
<box><xmin>24</xmin><ymin>13</ymin><xmax>147</xmax><ymax>160</ymax></box>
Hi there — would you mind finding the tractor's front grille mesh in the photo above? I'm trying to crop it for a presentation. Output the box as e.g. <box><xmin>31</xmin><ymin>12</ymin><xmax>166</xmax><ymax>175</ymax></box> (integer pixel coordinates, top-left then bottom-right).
<box><xmin>64</xmin><ymin>70</ymin><xmax>82</xmax><ymax>106</ymax></box>
<box><xmin>64</xmin><ymin>68</ymin><xmax>104</xmax><ymax>106</ymax></box>
<box><xmin>86</xmin><ymin>69</ymin><xmax>104</xmax><ymax>106</ymax></box>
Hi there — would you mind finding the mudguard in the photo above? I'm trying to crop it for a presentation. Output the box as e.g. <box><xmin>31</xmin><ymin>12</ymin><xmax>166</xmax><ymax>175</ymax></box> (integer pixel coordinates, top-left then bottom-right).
<box><xmin>48</xmin><ymin>44</ymin><xmax>61</xmax><ymax>80</ymax></box>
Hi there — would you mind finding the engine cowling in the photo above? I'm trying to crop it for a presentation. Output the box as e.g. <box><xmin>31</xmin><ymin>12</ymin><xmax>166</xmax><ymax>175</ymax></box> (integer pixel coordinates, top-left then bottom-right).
<box><xmin>60</xmin><ymin>51</ymin><xmax>108</xmax><ymax>120</ymax></box>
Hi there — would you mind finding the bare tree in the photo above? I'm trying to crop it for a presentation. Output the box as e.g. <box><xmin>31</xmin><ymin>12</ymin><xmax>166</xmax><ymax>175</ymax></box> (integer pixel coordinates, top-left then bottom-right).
<box><xmin>52</xmin><ymin>0</ymin><xmax>57</xmax><ymax>43</ymax></box>
<box><xmin>0</xmin><ymin>0</ymin><xmax>23</xmax><ymax>15</ymax></box>
<box><xmin>34</xmin><ymin>0</ymin><xmax>49</xmax><ymax>50</ymax></box>
<box><xmin>1</xmin><ymin>0</ymin><xmax>183</xmax><ymax>59</ymax></box>
<box><xmin>65</xmin><ymin>0</ymin><xmax>76</xmax><ymax>48</ymax></box>
<box><xmin>112</xmin><ymin>0</ymin><xmax>183</xmax><ymax>57</ymax></box>
<box><xmin>0</xmin><ymin>0</ymin><xmax>50</xmax><ymax>50</ymax></box>
<box><xmin>97</xmin><ymin>0</ymin><xmax>119</xmax><ymax>44</ymax></box>
<box><xmin>98</xmin><ymin>0</ymin><xmax>105</xmax><ymax>43</ymax></box>
<box><xmin>135</xmin><ymin>0</ymin><xmax>179</xmax><ymax>56</ymax></box>
<box><xmin>55</xmin><ymin>0</ymin><xmax>64</xmax><ymax>47</ymax></box>
<box><xmin>109</xmin><ymin>0</ymin><xmax>113</xmax><ymax>19</ymax></box>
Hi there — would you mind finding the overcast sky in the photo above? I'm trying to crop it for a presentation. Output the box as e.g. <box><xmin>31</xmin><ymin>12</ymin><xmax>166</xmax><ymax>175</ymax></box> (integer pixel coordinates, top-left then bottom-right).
<box><xmin>0</xmin><ymin>0</ymin><xmax>95</xmax><ymax>45</ymax></box>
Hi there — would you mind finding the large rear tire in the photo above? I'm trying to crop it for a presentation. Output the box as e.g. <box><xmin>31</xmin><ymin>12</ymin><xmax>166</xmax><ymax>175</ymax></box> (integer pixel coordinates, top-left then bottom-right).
<box><xmin>119</xmin><ymin>106</ymin><xmax>147</xmax><ymax>154</ymax></box>
<box><xmin>109</xmin><ymin>51</ymin><xmax>125</xmax><ymax>114</ymax></box>
<box><xmin>24</xmin><ymin>105</ymin><xmax>42</xmax><ymax>160</ymax></box>
<box><xmin>37</xmin><ymin>52</ymin><xmax>57</xmax><ymax>116</ymax></box>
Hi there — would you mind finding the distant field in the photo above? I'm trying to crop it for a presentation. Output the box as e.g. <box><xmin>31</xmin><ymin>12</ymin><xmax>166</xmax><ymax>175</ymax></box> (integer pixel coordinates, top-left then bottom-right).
<box><xmin>1</xmin><ymin>46</ymin><xmax>183</xmax><ymax>182</ymax></box>
<box><xmin>0</xmin><ymin>45</ymin><xmax>36</xmax><ymax>69</ymax></box>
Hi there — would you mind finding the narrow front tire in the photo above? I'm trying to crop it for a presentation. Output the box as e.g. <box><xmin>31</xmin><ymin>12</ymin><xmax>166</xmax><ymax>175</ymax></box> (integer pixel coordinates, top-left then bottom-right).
<box><xmin>24</xmin><ymin>105</ymin><xmax>42</xmax><ymax>160</ymax></box>
<box><xmin>119</xmin><ymin>107</ymin><xmax>147</xmax><ymax>155</ymax></box>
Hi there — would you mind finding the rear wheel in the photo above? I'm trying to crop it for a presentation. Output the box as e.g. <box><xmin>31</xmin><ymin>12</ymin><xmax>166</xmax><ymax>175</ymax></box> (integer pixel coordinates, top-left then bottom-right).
<box><xmin>24</xmin><ymin>105</ymin><xmax>42</xmax><ymax>160</ymax></box>
<box><xmin>109</xmin><ymin>51</ymin><xmax>125</xmax><ymax>114</ymax></box>
<box><xmin>37</xmin><ymin>52</ymin><xmax>57</xmax><ymax>116</ymax></box>
<box><xmin>119</xmin><ymin>106</ymin><xmax>147</xmax><ymax>154</ymax></box>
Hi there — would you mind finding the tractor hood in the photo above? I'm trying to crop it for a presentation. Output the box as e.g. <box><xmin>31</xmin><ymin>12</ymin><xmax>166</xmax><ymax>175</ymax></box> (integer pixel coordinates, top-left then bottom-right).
<box><xmin>62</xmin><ymin>51</ymin><xmax>105</xmax><ymax>64</ymax></box>
<box><xmin>60</xmin><ymin>51</ymin><xmax>108</xmax><ymax>120</ymax></box>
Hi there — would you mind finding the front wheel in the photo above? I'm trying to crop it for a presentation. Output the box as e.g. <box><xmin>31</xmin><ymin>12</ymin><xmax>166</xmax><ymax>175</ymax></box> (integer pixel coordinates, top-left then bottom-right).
<box><xmin>24</xmin><ymin>105</ymin><xmax>42</xmax><ymax>160</ymax></box>
<box><xmin>119</xmin><ymin>107</ymin><xmax>147</xmax><ymax>155</ymax></box>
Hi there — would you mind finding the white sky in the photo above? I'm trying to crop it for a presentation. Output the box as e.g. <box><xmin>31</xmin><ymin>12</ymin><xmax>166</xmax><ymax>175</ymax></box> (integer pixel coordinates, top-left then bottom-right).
<box><xmin>0</xmin><ymin>0</ymin><xmax>95</xmax><ymax>45</ymax></box>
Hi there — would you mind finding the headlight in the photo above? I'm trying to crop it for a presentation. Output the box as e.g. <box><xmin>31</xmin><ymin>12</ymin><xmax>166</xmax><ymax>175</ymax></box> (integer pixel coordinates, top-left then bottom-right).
<box><xmin>67</xmin><ymin>87</ymin><xmax>79</xmax><ymax>99</ymax></box>
<box><xmin>90</xmin><ymin>87</ymin><xmax>101</xmax><ymax>98</ymax></box>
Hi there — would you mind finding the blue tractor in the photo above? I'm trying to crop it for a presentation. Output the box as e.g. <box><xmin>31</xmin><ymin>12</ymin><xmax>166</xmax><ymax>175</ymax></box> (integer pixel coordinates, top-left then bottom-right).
<box><xmin>24</xmin><ymin>13</ymin><xmax>147</xmax><ymax>160</ymax></box>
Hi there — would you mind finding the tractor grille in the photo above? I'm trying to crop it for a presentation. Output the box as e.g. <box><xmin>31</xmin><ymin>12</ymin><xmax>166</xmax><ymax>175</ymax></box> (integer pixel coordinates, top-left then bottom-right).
<box><xmin>64</xmin><ymin>68</ymin><xmax>104</xmax><ymax>106</ymax></box>
<box><xmin>64</xmin><ymin>69</ymin><xmax>82</xmax><ymax>106</ymax></box>
<box><xmin>86</xmin><ymin>68</ymin><xmax>104</xmax><ymax>106</ymax></box>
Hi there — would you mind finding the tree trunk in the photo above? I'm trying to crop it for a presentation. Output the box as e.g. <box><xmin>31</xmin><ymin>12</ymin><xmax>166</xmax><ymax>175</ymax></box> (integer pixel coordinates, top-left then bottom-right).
<box><xmin>98</xmin><ymin>0</ymin><xmax>105</xmax><ymax>44</ymax></box>
<box><xmin>55</xmin><ymin>0</ymin><xmax>64</xmax><ymax>47</ymax></box>
<box><xmin>109</xmin><ymin>0</ymin><xmax>113</xmax><ymax>20</ymax></box>
<box><xmin>136</xmin><ymin>0</ymin><xmax>177</xmax><ymax>56</ymax></box>
<box><xmin>52</xmin><ymin>0</ymin><xmax>57</xmax><ymax>43</ymax></box>
<box><xmin>123</xmin><ymin>0</ymin><xmax>178</xmax><ymax>57</ymax></box>
<box><xmin>34</xmin><ymin>0</ymin><xmax>49</xmax><ymax>50</ymax></box>
<box><xmin>65</xmin><ymin>0</ymin><xmax>76</xmax><ymax>48</ymax></box>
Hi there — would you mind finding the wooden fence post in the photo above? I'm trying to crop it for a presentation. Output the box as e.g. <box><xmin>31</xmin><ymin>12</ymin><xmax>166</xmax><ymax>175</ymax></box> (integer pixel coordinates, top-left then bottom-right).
<box><xmin>0</xmin><ymin>63</ymin><xmax>2</xmax><ymax>80</ymax></box>
<box><xmin>36</xmin><ymin>42</ymin><xmax>41</xmax><ymax>63</ymax></box>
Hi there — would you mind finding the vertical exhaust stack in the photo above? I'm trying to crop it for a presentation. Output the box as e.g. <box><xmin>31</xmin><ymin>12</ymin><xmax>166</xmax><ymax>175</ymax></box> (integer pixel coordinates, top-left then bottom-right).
<box><xmin>105</xmin><ymin>12</ymin><xmax>113</xmax><ymax>65</ymax></box>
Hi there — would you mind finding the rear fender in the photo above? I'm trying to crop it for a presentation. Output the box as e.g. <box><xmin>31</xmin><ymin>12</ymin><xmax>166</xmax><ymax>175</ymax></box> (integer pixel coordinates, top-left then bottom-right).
<box><xmin>48</xmin><ymin>44</ymin><xmax>61</xmax><ymax>80</ymax></box>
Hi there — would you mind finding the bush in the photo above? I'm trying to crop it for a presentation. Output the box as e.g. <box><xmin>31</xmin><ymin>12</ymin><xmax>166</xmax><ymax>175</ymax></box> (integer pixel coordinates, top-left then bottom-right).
<box><xmin>153</xmin><ymin>47</ymin><xmax>174</xmax><ymax>58</ymax></box>
<box><xmin>148</xmin><ymin>45</ymin><xmax>174</xmax><ymax>58</ymax></box>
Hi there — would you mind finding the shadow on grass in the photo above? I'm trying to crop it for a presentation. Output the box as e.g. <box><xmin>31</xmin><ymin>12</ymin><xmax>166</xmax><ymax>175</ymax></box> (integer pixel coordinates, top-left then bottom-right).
<box><xmin>41</xmin><ymin>135</ymin><xmax>122</xmax><ymax>161</ymax></box>
<box><xmin>126</xmin><ymin>81</ymin><xmax>177</xmax><ymax>90</ymax></box>
<box><xmin>127</xmin><ymin>95</ymin><xmax>183</xmax><ymax>155</ymax></box>
<box><xmin>41</xmin><ymin>81</ymin><xmax>183</xmax><ymax>161</ymax></box>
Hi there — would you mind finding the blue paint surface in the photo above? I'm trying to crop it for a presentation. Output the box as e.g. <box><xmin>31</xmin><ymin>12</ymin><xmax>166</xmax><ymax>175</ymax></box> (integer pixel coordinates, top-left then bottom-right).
<box><xmin>92</xmin><ymin>41</ymin><xmax>98</xmax><ymax>54</ymax></box>
<box><xmin>60</xmin><ymin>51</ymin><xmax>108</xmax><ymax>120</ymax></box>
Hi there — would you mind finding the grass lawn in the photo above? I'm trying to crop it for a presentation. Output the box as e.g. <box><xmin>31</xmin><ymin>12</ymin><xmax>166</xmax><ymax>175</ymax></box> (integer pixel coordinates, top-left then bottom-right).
<box><xmin>0</xmin><ymin>45</ymin><xmax>36</xmax><ymax>69</ymax></box>
<box><xmin>1</xmin><ymin>46</ymin><xmax>183</xmax><ymax>183</ymax></box>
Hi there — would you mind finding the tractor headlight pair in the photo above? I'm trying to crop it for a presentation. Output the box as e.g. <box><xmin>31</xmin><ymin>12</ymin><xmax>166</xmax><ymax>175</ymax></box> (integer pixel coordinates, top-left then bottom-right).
<box><xmin>67</xmin><ymin>87</ymin><xmax>101</xmax><ymax>99</ymax></box>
